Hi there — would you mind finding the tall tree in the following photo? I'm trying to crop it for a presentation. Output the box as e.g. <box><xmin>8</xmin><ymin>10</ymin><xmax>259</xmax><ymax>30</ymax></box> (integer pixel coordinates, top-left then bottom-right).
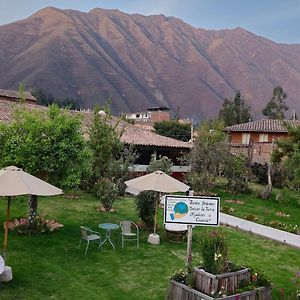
<box><xmin>262</xmin><ymin>86</ymin><xmax>288</xmax><ymax>119</ymax></box>
<box><xmin>186</xmin><ymin>120</ymin><xmax>230</xmax><ymax>192</ymax></box>
<box><xmin>272</xmin><ymin>125</ymin><xmax>300</xmax><ymax>190</ymax></box>
<box><xmin>218</xmin><ymin>91</ymin><xmax>251</xmax><ymax>126</ymax></box>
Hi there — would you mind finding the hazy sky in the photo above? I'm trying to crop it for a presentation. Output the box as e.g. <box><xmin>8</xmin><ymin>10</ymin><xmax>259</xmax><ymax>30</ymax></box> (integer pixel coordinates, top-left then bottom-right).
<box><xmin>1</xmin><ymin>0</ymin><xmax>300</xmax><ymax>44</ymax></box>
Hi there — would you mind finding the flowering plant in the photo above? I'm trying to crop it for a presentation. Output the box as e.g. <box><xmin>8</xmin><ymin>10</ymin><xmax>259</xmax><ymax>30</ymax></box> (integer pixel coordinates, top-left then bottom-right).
<box><xmin>169</xmin><ymin>269</ymin><xmax>188</xmax><ymax>284</ymax></box>
<box><xmin>199</xmin><ymin>230</ymin><xmax>228</xmax><ymax>274</ymax></box>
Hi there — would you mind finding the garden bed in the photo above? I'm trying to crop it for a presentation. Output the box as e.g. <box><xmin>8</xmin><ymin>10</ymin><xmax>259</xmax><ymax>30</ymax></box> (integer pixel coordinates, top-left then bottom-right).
<box><xmin>194</xmin><ymin>266</ymin><xmax>250</xmax><ymax>295</ymax></box>
<box><xmin>166</xmin><ymin>280</ymin><xmax>272</xmax><ymax>300</ymax></box>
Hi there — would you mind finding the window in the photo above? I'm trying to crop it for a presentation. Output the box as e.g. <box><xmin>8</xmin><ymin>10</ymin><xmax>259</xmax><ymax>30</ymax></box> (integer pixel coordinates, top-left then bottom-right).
<box><xmin>242</xmin><ymin>133</ymin><xmax>250</xmax><ymax>145</ymax></box>
<box><xmin>259</xmin><ymin>134</ymin><xmax>268</xmax><ymax>143</ymax></box>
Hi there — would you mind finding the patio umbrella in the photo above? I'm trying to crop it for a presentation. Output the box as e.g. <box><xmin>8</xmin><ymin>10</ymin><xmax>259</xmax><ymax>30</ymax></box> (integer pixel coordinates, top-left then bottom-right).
<box><xmin>125</xmin><ymin>170</ymin><xmax>190</xmax><ymax>236</ymax></box>
<box><xmin>0</xmin><ymin>166</ymin><xmax>63</xmax><ymax>258</ymax></box>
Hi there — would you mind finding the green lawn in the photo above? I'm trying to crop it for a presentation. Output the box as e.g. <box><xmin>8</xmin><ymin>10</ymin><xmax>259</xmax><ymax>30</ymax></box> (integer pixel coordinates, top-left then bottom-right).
<box><xmin>218</xmin><ymin>184</ymin><xmax>300</xmax><ymax>233</ymax></box>
<box><xmin>0</xmin><ymin>191</ymin><xmax>299</xmax><ymax>299</ymax></box>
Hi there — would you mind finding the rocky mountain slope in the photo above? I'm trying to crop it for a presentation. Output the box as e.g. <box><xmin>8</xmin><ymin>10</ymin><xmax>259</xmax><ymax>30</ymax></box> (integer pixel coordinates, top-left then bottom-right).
<box><xmin>1</xmin><ymin>7</ymin><xmax>300</xmax><ymax>119</ymax></box>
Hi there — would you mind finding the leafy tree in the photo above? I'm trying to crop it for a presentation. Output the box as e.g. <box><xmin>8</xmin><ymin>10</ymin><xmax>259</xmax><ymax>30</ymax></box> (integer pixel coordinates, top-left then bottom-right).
<box><xmin>218</xmin><ymin>91</ymin><xmax>251</xmax><ymax>126</ymax></box>
<box><xmin>262</xmin><ymin>86</ymin><xmax>288</xmax><ymax>119</ymax></box>
<box><xmin>0</xmin><ymin>105</ymin><xmax>89</xmax><ymax>223</ymax></box>
<box><xmin>0</xmin><ymin>104</ymin><xmax>88</xmax><ymax>187</ymax></box>
<box><xmin>186</xmin><ymin>120</ymin><xmax>230</xmax><ymax>192</ymax></box>
<box><xmin>272</xmin><ymin>125</ymin><xmax>300</xmax><ymax>190</ymax></box>
<box><xmin>224</xmin><ymin>154</ymin><xmax>249</xmax><ymax>193</ymax></box>
<box><xmin>32</xmin><ymin>89</ymin><xmax>81</xmax><ymax>110</ymax></box>
<box><xmin>153</xmin><ymin>120</ymin><xmax>191</xmax><ymax>142</ymax></box>
<box><xmin>88</xmin><ymin>106</ymin><xmax>123</xmax><ymax>183</ymax></box>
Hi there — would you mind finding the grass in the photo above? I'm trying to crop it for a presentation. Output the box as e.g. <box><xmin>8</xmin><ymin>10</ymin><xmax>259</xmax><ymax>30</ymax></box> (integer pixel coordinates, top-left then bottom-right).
<box><xmin>0</xmin><ymin>190</ymin><xmax>299</xmax><ymax>299</ymax></box>
<box><xmin>218</xmin><ymin>184</ymin><xmax>300</xmax><ymax>232</ymax></box>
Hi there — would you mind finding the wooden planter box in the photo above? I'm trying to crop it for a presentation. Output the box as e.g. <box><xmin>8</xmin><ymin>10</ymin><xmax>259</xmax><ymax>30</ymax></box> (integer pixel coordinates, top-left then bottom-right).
<box><xmin>166</xmin><ymin>280</ymin><xmax>272</xmax><ymax>300</ymax></box>
<box><xmin>194</xmin><ymin>266</ymin><xmax>251</xmax><ymax>295</ymax></box>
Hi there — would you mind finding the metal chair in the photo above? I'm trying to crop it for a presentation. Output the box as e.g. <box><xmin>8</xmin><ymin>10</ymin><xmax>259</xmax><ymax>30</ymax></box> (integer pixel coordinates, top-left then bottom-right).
<box><xmin>79</xmin><ymin>226</ymin><xmax>102</xmax><ymax>254</ymax></box>
<box><xmin>120</xmin><ymin>220</ymin><xmax>139</xmax><ymax>249</ymax></box>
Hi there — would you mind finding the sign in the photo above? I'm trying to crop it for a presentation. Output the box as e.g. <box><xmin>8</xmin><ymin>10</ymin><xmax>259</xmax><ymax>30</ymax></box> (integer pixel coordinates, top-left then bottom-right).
<box><xmin>164</xmin><ymin>195</ymin><xmax>220</xmax><ymax>226</ymax></box>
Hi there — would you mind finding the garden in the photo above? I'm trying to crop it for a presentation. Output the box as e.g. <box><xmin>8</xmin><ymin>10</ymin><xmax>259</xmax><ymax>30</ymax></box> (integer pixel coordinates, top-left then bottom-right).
<box><xmin>0</xmin><ymin>191</ymin><xmax>299</xmax><ymax>299</ymax></box>
<box><xmin>0</xmin><ymin>104</ymin><xmax>299</xmax><ymax>299</ymax></box>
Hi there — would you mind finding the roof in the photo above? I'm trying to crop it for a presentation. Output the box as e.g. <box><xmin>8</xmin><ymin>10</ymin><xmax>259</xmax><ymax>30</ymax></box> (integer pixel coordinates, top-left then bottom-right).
<box><xmin>224</xmin><ymin>119</ymin><xmax>300</xmax><ymax>133</ymax></box>
<box><xmin>119</xmin><ymin>121</ymin><xmax>192</xmax><ymax>149</ymax></box>
<box><xmin>82</xmin><ymin>112</ymin><xmax>192</xmax><ymax>149</ymax></box>
<box><xmin>0</xmin><ymin>99</ymin><xmax>191</xmax><ymax>149</ymax></box>
<box><xmin>0</xmin><ymin>89</ymin><xmax>36</xmax><ymax>102</ymax></box>
<box><xmin>147</xmin><ymin>106</ymin><xmax>170</xmax><ymax>111</ymax></box>
<box><xmin>0</xmin><ymin>99</ymin><xmax>44</xmax><ymax>123</ymax></box>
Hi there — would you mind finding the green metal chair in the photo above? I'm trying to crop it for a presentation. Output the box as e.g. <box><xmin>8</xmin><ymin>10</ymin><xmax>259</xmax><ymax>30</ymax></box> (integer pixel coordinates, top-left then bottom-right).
<box><xmin>79</xmin><ymin>226</ymin><xmax>102</xmax><ymax>254</ymax></box>
<box><xmin>120</xmin><ymin>221</ymin><xmax>139</xmax><ymax>249</ymax></box>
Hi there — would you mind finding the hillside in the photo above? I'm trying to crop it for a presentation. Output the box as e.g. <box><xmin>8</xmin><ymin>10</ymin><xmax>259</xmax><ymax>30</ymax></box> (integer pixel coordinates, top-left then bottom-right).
<box><xmin>1</xmin><ymin>7</ymin><xmax>300</xmax><ymax>119</ymax></box>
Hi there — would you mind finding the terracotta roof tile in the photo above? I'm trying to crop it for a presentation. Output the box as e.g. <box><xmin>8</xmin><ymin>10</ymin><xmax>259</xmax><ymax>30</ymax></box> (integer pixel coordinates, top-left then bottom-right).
<box><xmin>224</xmin><ymin>119</ymin><xmax>300</xmax><ymax>133</ymax></box>
<box><xmin>0</xmin><ymin>100</ymin><xmax>192</xmax><ymax>149</ymax></box>
<box><xmin>0</xmin><ymin>89</ymin><xmax>36</xmax><ymax>101</ymax></box>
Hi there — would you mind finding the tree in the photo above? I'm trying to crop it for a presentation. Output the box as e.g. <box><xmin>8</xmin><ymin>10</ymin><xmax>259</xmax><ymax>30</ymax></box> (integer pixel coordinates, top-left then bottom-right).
<box><xmin>272</xmin><ymin>125</ymin><xmax>300</xmax><ymax>190</ymax></box>
<box><xmin>88</xmin><ymin>106</ymin><xmax>123</xmax><ymax>183</ymax></box>
<box><xmin>153</xmin><ymin>120</ymin><xmax>191</xmax><ymax>141</ymax></box>
<box><xmin>31</xmin><ymin>89</ymin><xmax>81</xmax><ymax>110</ymax></box>
<box><xmin>186</xmin><ymin>120</ymin><xmax>230</xmax><ymax>192</ymax></box>
<box><xmin>218</xmin><ymin>91</ymin><xmax>251</xmax><ymax>126</ymax></box>
<box><xmin>262</xmin><ymin>86</ymin><xmax>288</xmax><ymax>119</ymax></box>
<box><xmin>0</xmin><ymin>104</ymin><xmax>89</xmax><ymax>222</ymax></box>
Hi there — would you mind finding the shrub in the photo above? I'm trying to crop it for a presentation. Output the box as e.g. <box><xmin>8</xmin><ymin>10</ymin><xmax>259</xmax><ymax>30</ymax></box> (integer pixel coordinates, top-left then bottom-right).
<box><xmin>147</xmin><ymin>154</ymin><xmax>173</xmax><ymax>174</ymax></box>
<box><xmin>12</xmin><ymin>215</ymin><xmax>63</xmax><ymax>235</ymax></box>
<box><xmin>199</xmin><ymin>230</ymin><xmax>228</xmax><ymax>274</ymax></box>
<box><xmin>135</xmin><ymin>191</ymin><xmax>156</xmax><ymax>229</ymax></box>
<box><xmin>96</xmin><ymin>178</ymin><xmax>118</xmax><ymax>211</ymax></box>
<box><xmin>221</xmin><ymin>206</ymin><xmax>235</xmax><ymax>214</ymax></box>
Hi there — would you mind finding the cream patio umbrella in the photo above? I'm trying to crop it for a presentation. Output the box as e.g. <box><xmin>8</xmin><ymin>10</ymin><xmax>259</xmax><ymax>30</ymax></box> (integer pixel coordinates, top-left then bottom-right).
<box><xmin>0</xmin><ymin>166</ymin><xmax>63</xmax><ymax>258</ymax></box>
<box><xmin>125</xmin><ymin>170</ymin><xmax>190</xmax><ymax>243</ymax></box>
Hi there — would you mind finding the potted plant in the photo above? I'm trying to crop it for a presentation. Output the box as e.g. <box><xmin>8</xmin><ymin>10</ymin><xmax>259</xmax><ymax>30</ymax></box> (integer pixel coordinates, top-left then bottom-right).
<box><xmin>166</xmin><ymin>230</ymin><xmax>272</xmax><ymax>300</ymax></box>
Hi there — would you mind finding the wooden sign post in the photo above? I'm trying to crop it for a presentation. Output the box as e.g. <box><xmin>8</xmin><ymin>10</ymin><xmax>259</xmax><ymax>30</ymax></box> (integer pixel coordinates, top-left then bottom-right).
<box><xmin>164</xmin><ymin>195</ymin><xmax>220</xmax><ymax>272</ymax></box>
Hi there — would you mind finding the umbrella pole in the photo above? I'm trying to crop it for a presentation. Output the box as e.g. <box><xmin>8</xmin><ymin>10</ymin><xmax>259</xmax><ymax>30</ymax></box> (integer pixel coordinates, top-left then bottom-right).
<box><xmin>3</xmin><ymin>196</ymin><xmax>11</xmax><ymax>259</ymax></box>
<box><xmin>153</xmin><ymin>193</ymin><xmax>159</xmax><ymax>235</ymax></box>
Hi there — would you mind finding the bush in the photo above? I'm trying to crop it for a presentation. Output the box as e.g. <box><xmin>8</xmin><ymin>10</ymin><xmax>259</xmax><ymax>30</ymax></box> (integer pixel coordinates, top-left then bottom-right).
<box><xmin>199</xmin><ymin>230</ymin><xmax>228</xmax><ymax>274</ymax></box>
<box><xmin>96</xmin><ymin>178</ymin><xmax>118</xmax><ymax>211</ymax></box>
<box><xmin>251</xmin><ymin>162</ymin><xmax>286</xmax><ymax>188</ymax></box>
<box><xmin>135</xmin><ymin>191</ymin><xmax>156</xmax><ymax>229</ymax></box>
<box><xmin>147</xmin><ymin>154</ymin><xmax>173</xmax><ymax>174</ymax></box>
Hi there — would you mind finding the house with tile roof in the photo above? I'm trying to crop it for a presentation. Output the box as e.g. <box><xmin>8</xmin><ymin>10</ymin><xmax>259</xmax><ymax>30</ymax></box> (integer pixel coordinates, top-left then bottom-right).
<box><xmin>0</xmin><ymin>98</ymin><xmax>192</xmax><ymax>179</ymax></box>
<box><xmin>224</xmin><ymin>119</ymin><xmax>300</xmax><ymax>163</ymax></box>
<box><xmin>0</xmin><ymin>88</ymin><xmax>36</xmax><ymax>103</ymax></box>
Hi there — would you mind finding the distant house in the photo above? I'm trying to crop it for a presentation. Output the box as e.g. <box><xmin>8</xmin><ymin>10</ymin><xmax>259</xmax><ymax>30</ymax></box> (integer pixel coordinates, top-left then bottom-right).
<box><xmin>118</xmin><ymin>121</ymin><xmax>192</xmax><ymax>179</ymax></box>
<box><xmin>124</xmin><ymin>106</ymin><xmax>171</xmax><ymax>124</ymax></box>
<box><xmin>0</xmin><ymin>100</ymin><xmax>191</xmax><ymax>179</ymax></box>
<box><xmin>224</xmin><ymin>119</ymin><xmax>300</xmax><ymax>163</ymax></box>
<box><xmin>0</xmin><ymin>88</ymin><xmax>36</xmax><ymax>103</ymax></box>
<box><xmin>0</xmin><ymin>89</ymin><xmax>39</xmax><ymax>122</ymax></box>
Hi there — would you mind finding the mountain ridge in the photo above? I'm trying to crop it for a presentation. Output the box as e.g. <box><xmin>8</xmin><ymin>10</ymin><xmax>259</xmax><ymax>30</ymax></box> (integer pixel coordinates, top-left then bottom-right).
<box><xmin>1</xmin><ymin>7</ymin><xmax>300</xmax><ymax>120</ymax></box>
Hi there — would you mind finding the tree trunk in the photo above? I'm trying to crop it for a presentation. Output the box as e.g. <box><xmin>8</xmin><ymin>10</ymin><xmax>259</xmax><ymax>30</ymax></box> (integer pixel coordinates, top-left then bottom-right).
<box><xmin>28</xmin><ymin>195</ymin><xmax>38</xmax><ymax>228</ymax></box>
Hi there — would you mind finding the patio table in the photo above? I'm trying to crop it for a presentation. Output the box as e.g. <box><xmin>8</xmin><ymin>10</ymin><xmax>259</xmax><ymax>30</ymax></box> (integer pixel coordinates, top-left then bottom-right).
<box><xmin>98</xmin><ymin>223</ymin><xmax>119</xmax><ymax>250</ymax></box>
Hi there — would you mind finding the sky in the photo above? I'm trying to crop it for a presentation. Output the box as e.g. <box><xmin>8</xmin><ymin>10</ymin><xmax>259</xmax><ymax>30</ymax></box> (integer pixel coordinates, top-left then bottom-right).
<box><xmin>1</xmin><ymin>0</ymin><xmax>300</xmax><ymax>44</ymax></box>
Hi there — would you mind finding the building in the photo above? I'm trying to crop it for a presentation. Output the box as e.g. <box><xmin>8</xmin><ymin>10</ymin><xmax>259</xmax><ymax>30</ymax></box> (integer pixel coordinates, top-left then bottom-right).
<box><xmin>124</xmin><ymin>106</ymin><xmax>171</xmax><ymax>124</ymax></box>
<box><xmin>224</xmin><ymin>119</ymin><xmax>300</xmax><ymax>163</ymax></box>
<box><xmin>0</xmin><ymin>98</ymin><xmax>192</xmax><ymax>179</ymax></box>
<box><xmin>0</xmin><ymin>88</ymin><xmax>36</xmax><ymax>103</ymax></box>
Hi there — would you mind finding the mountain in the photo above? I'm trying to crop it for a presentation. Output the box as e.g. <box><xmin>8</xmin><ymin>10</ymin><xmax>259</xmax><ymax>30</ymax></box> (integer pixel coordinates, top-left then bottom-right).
<box><xmin>1</xmin><ymin>7</ymin><xmax>300</xmax><ymax>120</ymax></box>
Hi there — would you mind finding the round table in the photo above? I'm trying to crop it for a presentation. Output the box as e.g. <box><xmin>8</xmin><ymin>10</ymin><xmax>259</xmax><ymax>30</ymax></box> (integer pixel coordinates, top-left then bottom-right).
<box><xmin>98</xmin><ymin>223</ymin><xmax>119</xmax><ymax>250</ymax></box>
